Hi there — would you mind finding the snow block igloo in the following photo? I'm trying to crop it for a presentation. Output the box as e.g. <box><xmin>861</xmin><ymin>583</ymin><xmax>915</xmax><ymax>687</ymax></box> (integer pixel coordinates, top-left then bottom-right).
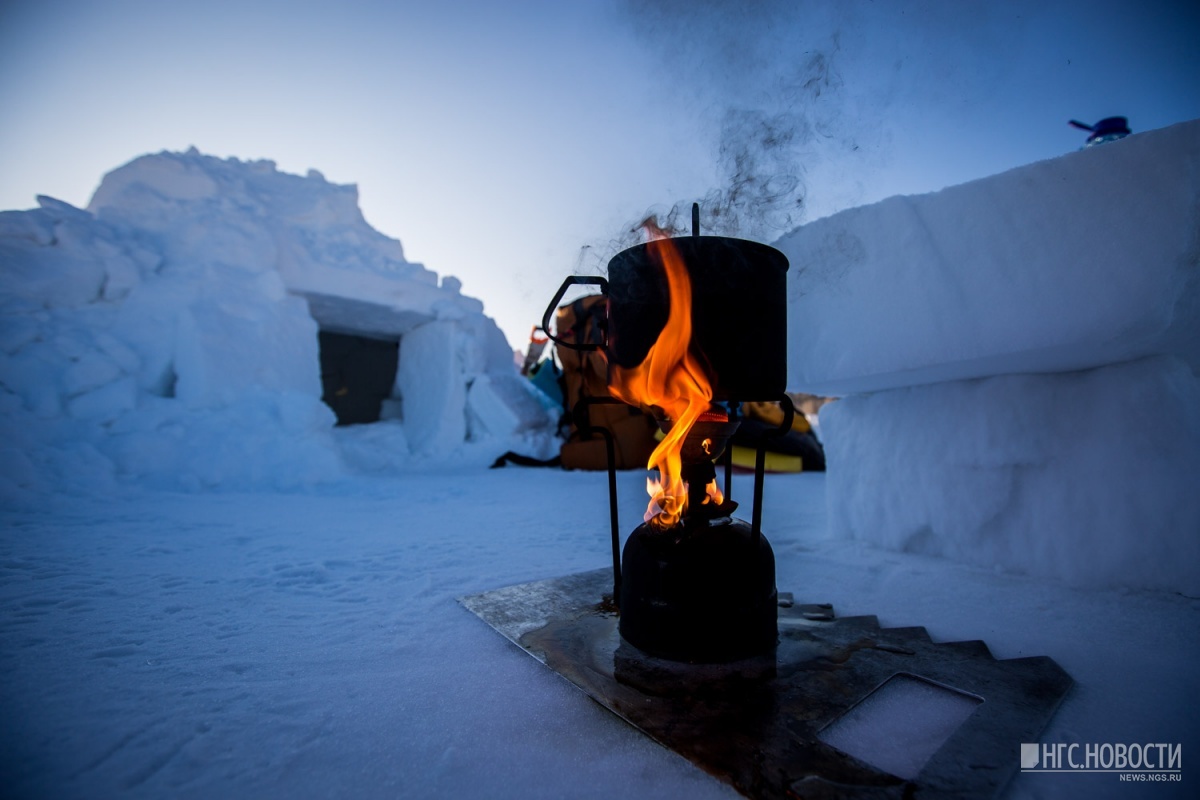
<box><xmin>0</xmin><ymin>149</ymin><xmax>550</xmax><ymax>491</ymax></box>
<box><xmin>777</xmin><ymin>120</ymin><xmax>1200</xmax><ymax>594</ymax></box>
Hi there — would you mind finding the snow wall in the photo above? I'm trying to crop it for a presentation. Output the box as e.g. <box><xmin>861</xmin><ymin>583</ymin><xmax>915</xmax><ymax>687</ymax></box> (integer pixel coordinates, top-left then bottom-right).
<box><xmin>0</xmin><ymin>150</ymin><xmax>553</xmax><ymax>495</ymax></box>
<box><xmin>777</xmin><ymin>119</ymin><xmax>1200</xmax><ymax>595</ymax></box>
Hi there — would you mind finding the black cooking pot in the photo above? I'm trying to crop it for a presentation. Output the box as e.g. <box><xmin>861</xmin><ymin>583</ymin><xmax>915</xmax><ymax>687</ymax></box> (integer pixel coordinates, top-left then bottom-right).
<box><xmin>542</xmin><ymin>231</ymin><xmax>788</xmax><ymax>402</ymax></box>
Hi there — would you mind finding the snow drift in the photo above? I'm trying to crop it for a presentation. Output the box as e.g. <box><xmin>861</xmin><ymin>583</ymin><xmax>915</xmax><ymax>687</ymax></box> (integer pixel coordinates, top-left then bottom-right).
<box><xmin>782</xmin><ymin>120</ymin><xmax>1200</xmax><ymax>396</ymax></box>
<box><xmin>777</xmin><ymin>120</ymin><xmax>1200</xmax><ymax>595</ymax></box>
<box><xmin>0</xmin><ymin>150</ymin><xmax>553</xmax><ymax>496</ymax></box>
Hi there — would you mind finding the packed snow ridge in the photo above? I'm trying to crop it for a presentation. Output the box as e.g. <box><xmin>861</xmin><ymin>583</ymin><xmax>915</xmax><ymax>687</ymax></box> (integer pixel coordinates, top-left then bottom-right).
<box><xmin>777</xmin><ymin>119</ymin><xmax>1200</xmax><ymax>595</ymax></box>
<box><xmin>0</xmin><ymin>149</ymin><xmax>554</xmax><ymax>496</ymax></box>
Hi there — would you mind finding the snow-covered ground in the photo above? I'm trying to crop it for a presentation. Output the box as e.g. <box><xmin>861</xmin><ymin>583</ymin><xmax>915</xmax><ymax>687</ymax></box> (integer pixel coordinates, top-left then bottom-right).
<box><xmin>1</xmin><ymin>468</ymin><xmax>1195</xmax><ymax>799</ymax></box>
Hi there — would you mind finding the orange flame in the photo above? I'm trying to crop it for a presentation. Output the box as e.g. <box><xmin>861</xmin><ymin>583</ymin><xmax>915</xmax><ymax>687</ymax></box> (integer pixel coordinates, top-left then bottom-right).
<box><xmin>609</xmin><ymin>229</ymin><xmax>713</xmax><ymax>529</ymax></box>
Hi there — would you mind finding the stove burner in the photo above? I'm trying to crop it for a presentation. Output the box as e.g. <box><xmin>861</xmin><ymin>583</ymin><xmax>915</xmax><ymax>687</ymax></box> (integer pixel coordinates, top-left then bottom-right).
<box><xmin>619</xmin><ymin>405</ymin><xmax>782</xmax><ymax>662</ymax></box>
<box><xmin>619</xmin><ymin>516</ymin><xmax>778</xmax><ymax>663</ymax></box>
<box><xmin>541</xmin><ymin>204</ymin><xmax>794</xmax><ymax>663</ymax></box>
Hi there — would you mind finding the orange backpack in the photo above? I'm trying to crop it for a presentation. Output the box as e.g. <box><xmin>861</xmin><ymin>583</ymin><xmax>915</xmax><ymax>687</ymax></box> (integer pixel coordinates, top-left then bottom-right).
<box><xmin>554</xmin><ymin>295</ymin><xmax>658</xmax><ymax>471</ymax></box>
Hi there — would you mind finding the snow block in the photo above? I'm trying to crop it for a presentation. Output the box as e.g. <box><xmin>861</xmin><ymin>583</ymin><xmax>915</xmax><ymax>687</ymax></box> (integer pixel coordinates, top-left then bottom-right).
<box><xmin>781</xmin><ymin>119</ymin><xmax>1200</xmax><ymax>396</ymax></box>
<box><xmin>100</xmin><ymin>390</ymin><xmax>343</xmax><ymax>491</ymax></box>
<box><xmin>820</xmin><ymin>355</ymin><xmax>1200</xmax><ymax>595</ymax></box>
<box><xmin>0</xmin><ymin>209</ymin><xmax>109</xmax><ymax>309</ymax></box>
<box><xmin>173</xmin><ymin>293</ymin><xmax>320</xmax><ymax>407</ymax></box>
<box><xmin>397</xmin><ymin>320</ymin><xmax>466</xmax><ymax>455</ymax></box>
<box><xmin>66</xmin><ymin>376</ymin><xmax>137</xmax><ymax>422</ymax></box>
<box><xmin>397</xmin><ymin>318</ymin><xmax>549</xmax><ymax>455</ymax></box>
<box><xmin>466</xmin><ymin>373</ymin><xmax>553</xmax><ymax>440</ymax></box>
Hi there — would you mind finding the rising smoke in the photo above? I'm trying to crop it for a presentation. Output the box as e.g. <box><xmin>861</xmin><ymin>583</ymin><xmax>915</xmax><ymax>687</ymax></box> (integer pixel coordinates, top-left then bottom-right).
<box><xmin>584</xmin><ymin>0</ymin><xmax>860</xmax><ymax>261</ymax></box>
<box><xmin>582</xmin><ymin>0</ymin><xmax>1027</xmax><ymax>267</ymax></box>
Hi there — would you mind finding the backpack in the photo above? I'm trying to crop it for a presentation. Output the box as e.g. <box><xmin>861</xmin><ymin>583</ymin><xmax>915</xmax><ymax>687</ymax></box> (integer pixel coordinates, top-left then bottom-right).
<box><xmin>553</xmin><ymin>295</ymin><xmax>658</xmax><ymax>471</ymax></box>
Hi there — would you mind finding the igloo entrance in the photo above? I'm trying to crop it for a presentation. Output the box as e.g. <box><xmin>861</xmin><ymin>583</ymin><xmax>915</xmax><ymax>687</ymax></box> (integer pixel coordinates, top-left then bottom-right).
<box><xmin>317</xmin><ymin>330</ymin><xmax>400</xmax><ymax>426</ymax></box>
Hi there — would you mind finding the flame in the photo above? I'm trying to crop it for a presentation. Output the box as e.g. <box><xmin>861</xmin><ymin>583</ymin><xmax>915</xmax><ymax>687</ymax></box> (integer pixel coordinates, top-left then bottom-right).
<box><xmin>705</xmin><ymin>479</ymin><xmax>724</xmax><ymax>506</ymax></box>
<box><xmin>642</xmin><ymin>475</ymin><xmax>724</xmax><ymax>523</ymax></box>
<box><xmin>609</xmin><ymin>228</ymin><xmax>713</xmax><ymax>529</ymax></box>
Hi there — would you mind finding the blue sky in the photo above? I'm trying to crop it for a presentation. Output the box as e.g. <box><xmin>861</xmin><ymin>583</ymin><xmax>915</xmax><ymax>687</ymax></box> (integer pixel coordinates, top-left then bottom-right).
<box><xmin>2</xmin><ymin>0</ymin><xmax>1197</xmax><ymax>349</ymax></box>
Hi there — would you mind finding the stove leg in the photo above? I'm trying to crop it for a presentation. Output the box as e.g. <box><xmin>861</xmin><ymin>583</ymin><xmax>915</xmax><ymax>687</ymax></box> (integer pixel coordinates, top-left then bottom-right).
<box><xmin>751</xmin><ymin>394</ymin><xmax>795</xmax><ymax>541</ymax></box>
<box><xmin>572</xmin><ymin>397</ymin><xmax>624</xmax><ymax>606</ymax></box>
<box><xmin>723</xmin><ymin>402</ymin><xmax>737</xmax><ymax>502</ymax></box>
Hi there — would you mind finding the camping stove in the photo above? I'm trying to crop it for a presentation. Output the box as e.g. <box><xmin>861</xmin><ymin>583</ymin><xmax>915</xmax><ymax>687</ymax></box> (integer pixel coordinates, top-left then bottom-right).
<box><xmin>463</xmin><ymin>204</ymin><xmax>1072</xmax><ymax>798</ymax></box>
<box><xmin>542</xmin><ymin>204</ymin><xmax>791</xmax><ymax>663</ymax></box>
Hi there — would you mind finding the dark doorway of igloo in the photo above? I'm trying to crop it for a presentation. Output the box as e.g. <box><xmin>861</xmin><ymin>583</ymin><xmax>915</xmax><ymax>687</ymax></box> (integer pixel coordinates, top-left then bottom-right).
<box><xmin>318</xmin><ymin>330</ymin><xmax>399</xmax><ymax>425</ymax></box>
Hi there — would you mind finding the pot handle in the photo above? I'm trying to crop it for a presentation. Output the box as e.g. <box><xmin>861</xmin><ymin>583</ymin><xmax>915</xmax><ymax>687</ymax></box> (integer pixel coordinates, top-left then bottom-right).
<box><xmin>540</xmin><ymin>275</ymin><xmax>609</xmax><ymax>351</ymax></box>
